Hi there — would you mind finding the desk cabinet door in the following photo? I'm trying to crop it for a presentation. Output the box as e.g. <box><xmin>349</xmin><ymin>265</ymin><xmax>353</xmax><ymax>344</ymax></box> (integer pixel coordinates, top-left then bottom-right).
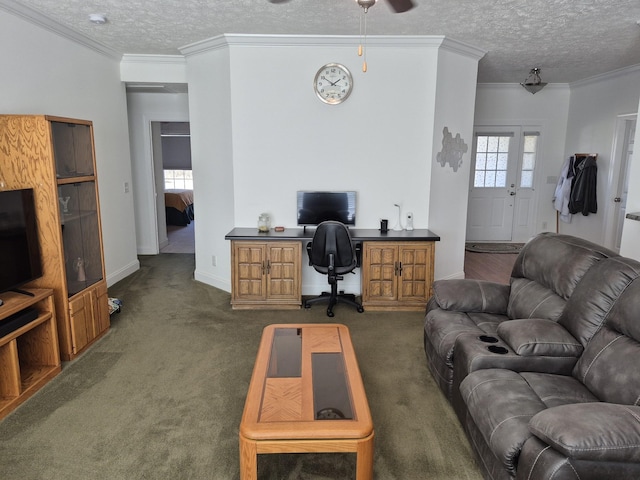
<box><xmin>266</xmin><ymin>243</ymin><xmax>301</xmax><ymax>301</ymax></box>
<box><xmin>397</xmin><ymin>243</ymin><xmax>434</xmax><ymax>303</ymax></box>
<box><xmin>233</xmin><ymin>243</ymin><xmax>268</xmax><ymax>301</ymax></box>
<box><xmin>362</xmin><ymin>244</ymin><xmax>398</xmax><ymax>303</ymax></box>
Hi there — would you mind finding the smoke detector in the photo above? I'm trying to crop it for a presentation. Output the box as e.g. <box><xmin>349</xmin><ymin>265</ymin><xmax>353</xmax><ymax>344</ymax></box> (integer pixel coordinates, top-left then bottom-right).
<box><xmin>88</xmin><ymin>13</ymin><xmax>107</xmax><ymax>25</ymax></box>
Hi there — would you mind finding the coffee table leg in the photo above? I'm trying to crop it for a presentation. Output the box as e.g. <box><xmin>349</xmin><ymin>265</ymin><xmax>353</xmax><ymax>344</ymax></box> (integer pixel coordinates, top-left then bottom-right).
<box><xmin>239</xmin><ymin>435</ymin><xmax>258</xmax><ymax>480</ymax></box>
<box><xmin>355</xmin><ymin>432</ymin><xmax>375</xmax><ymax>480</ymax></box>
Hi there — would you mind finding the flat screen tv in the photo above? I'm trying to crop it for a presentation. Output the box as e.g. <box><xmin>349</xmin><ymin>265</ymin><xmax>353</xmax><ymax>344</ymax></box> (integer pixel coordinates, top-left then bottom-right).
<box><xmin>297</xmin><ymin>191</ymin><xmax>356</xmax><ymax>226</ymax></box>
<box><xmin>0</xmin><ymin>189</ymin><xmax>43</xmax><ymax>295</ymax></box>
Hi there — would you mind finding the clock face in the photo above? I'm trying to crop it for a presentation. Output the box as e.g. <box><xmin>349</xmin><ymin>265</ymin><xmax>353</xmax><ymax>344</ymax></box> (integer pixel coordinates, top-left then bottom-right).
<box><xmin>314</xmin><ymin>63</ymin><xmax>353</xmax><ymax>105</ymax></box>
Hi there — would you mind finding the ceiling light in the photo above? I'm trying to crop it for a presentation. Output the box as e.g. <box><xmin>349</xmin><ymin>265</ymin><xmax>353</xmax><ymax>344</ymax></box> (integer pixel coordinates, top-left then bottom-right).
<box><xmin>520</xmin><ymin>67</ymin><xmax>547</xmax><ymax>94</ymax></box>
<box><xmin>88</xmin><ymin>13</ymin><xmax>107</xmax><ymax>25</ymax></box>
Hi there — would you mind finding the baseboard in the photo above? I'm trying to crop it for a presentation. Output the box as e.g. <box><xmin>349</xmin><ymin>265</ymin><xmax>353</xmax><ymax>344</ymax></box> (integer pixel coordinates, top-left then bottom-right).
<box><xmin>194</xmin><ymin>269</ymin><xmax>231</xmax><ymax>293</ymax></box>
<box><xmin>437</xmin><ymin>270</ymin><xmax>465</xmax><ymax>280</ymax></box>
<box><xmin>106</xmin><ymin>259</ymin><xmax>141</xmax><ymax>287</ymax></box>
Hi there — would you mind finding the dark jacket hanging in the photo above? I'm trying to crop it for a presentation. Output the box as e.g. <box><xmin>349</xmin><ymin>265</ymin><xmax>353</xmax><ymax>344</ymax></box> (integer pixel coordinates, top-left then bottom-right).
<box><xmin>568</xmin><ymin>155</ymin><xmax>597</xmax><ymax>215</ymax></box>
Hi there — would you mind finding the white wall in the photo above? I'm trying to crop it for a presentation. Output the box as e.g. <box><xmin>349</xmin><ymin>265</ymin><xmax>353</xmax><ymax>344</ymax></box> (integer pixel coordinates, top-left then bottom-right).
<box><xmin>562</xmin><ymin>68</ymin><xmax>640</xmax><ymax>245</ymax></box>
<box><xmin>182</xmin><ymin>35</ymin><xmax>483</xmax><ymax>293</ymax></box>
<box><xmin>186</xmin><ymin>44</ymin><xmax>235</xmax><ymax>290</ymax></box>
<box><xmin>473</xmin><ymin>84</ymin><xmax>571</xmax><ymax>239</ymax></box>
<box><xmin>125</xmin><ymin>92</ymin><xmax>190</xmax><ymax>254</ymax></box>
<box><xmin>0</xmin><ymin>9</ymin><xmax>139</xmax><ymax>286</ymax></box>
<box><xmin>429</xmin><ymin>43</ymin><xmax>483</xmax><ymax>279</ymax></box>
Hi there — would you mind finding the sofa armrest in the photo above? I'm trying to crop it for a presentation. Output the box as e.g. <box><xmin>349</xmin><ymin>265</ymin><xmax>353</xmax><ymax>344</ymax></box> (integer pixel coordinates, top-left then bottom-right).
<box><xmin>497</xmin><ymin>319</ymin><xmax>583</xmax><ymax>357</ymax></box>
<box><xmin>529</xmin><ymin>403</ymin><xmax>640</xmax><ymax>462</ymax></box>
<box><xmin>431</xmin><ymin>279</ymin><xmax>510</xmax><ymax>314</ymax></box>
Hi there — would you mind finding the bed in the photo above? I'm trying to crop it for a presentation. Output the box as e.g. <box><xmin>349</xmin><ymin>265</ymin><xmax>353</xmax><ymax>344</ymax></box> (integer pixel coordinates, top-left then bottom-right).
<box><xmin>164</xmin><ymin>189</ymin><xmax>194</xmax><ymax>226</ymax></box>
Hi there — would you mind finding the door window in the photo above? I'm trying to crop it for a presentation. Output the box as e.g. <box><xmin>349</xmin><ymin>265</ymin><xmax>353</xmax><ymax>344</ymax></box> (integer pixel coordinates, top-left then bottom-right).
<box><xmin>473</xmin><ymin>135</ymin><xmax>511</xmax><ymax>188</ymax></box>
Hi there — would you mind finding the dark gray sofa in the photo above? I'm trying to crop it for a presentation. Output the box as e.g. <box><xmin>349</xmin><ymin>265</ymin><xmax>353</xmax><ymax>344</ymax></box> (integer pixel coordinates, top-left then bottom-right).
<box><xmin>424</xmin><ymin>233</ymin><xmax>618</xmax><ymax>402</ymax></box>
<box><xmin>423</xmin><ymin>233</ymin><xmax>640</xmax><ymax>479</ymax></box>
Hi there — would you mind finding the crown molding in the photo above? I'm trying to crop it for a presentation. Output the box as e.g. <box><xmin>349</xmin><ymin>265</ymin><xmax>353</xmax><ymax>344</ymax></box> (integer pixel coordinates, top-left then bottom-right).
<box><xmin>180</xmin><ymin>33</ymin><xmax>484</xmax><ymax>58</ymax></box>
<box><xmin>0</xmin><ymin>0</ymin><xmax>121</xmax><ymax>59</ymax></box>
<box><xmin>569</xmin><ymin>63</ymin><xmax>640</xmax><ymax>89</ymax></box>
<box><xmin>477</xmin><ymin>83</ymin><xmax>569</xmax><ymax>91</ymax></box>
<box><xmin>121</xmin><ymin>54</ymin><xmax>186</xmax><ymax>66</ymax></box>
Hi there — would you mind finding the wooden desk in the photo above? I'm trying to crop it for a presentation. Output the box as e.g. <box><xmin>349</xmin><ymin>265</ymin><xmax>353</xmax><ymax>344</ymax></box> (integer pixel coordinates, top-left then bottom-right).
<box><xmin>225</xmin><ymin>228</ymin><xmax>440</xmax><ymax>311</ymax></box>
<box><xmin>239</xmin><ymin>323</ymin><xmax>374</xmax><ymax>480</ymax></box>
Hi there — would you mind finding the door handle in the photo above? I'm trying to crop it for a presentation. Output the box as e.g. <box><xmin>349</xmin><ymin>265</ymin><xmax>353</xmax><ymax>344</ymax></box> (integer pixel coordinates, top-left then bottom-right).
<box><xmin>509</xmin><ymin>191</ymin><xmax>516</xmax><ymax>196</ymax></box>
<box><xmin>614</xmin><ymin>197</ymin><xmax>622</xmax><ymax>203</ymax></box>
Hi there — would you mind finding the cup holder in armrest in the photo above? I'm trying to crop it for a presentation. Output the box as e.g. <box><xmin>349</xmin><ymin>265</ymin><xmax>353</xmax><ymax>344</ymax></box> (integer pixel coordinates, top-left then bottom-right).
<box><xmin>479</xmin><ymin>335</ymin><xmax>499</xmax><ymax>343</ymax></box>
<box><xmin>487</xmin><ymin>345</ymin><xmax>508</xmax><ymax>355</ymax></box>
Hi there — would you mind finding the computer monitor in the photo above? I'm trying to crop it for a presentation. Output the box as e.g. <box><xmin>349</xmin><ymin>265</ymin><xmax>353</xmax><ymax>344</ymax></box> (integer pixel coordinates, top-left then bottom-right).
<box><xmin>296</xmin><ymin>191</ymin><xmax>356</xmax><ymax>226</ymax></box>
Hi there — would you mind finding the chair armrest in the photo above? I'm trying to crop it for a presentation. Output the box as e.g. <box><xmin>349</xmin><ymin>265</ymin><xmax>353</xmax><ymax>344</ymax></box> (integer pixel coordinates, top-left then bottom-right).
<box><xmin>431</xmin><ymin>279</ymin><xmax>510</xmax><ymax>314</ymax></box>
<box><xmin>355</xmin><ymin>242</ymin><xmax>362</xmax><ymax>268</ymax></box>
<box><xmin>306</xmin><ymin>241</ymin><xmax>312</xmax><ymax>266</ymax></box>
<box><xmin>497</xmin><ymin>319</ymin><xmax>583</xmax><ymax>357</ymax></box>
<box><xmin>529</xmin><ymin>403</ymin><xmax>640</xmax><ymax>462</ymax></box>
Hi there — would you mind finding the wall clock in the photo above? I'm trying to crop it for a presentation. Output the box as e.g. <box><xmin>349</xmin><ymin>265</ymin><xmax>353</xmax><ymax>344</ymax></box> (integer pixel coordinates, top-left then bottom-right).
<box><xmin>313</xmin><ymin>63</ymin><xmax>353</xmax><ymax>105</ymax></box>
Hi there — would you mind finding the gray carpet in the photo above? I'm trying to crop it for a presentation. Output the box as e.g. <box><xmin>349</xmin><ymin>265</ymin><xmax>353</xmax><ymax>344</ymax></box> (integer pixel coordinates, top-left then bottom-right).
<box><xmin>0</xmin><ymin>254</ymin><xmax>482</xmax><ymax>480</ymax></box>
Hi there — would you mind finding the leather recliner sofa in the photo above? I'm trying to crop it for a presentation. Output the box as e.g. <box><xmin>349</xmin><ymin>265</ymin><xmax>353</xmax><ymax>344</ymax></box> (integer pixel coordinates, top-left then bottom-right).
<box><xmin>423</xmin><ymin>233</ymin><xmax>640</xmax><ymax>479</ymax></box>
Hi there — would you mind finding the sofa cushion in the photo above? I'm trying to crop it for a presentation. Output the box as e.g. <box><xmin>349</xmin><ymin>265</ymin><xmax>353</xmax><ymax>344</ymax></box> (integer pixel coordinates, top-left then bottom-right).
<box><xmin>529</xmin><ymin>403</ymin><xmax>640</xmax><ymax>462</ymax></box>
<box><xmin>460</xmin><ymin>369</ymin><xmax>546</xmax><ymax>475</ymax></box>
<box><xmin>497</xmin><ymin>319</ymin><xmax>583</xmax><ymax>357</ymax></box>
<box><xmin>519</xmin><ymin>372</ymin><xmax>598</xmax><ymax>408</ymax></box>
<box><xmin>431</xmin><ymin>279</ymin><xmax>510</xmax><ymax>314</ymax></box>
<box><xmin>511</xmin><ymin>232</ymin><xmax>617</xmax><ymax>300</ymax></box>
<box><xmin>507</xmin><ymin>278</ymin><xmax>566</xmax><ymax>320</ymax></box>
<box><xmin>558</xmin><ymin>256</ymin><xmax>640</xmax><ymax>346</ymax></box>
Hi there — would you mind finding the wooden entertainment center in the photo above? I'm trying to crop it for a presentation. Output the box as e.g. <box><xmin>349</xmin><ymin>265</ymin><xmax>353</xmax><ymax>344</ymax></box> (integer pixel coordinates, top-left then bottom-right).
<box><xmin>0</xmin><ymin>115</ymin><xmax>109</xmax><ymax>362</ymax></box>
<box><xmin>226</xmin><ymin>228</ymin><xmax>440</xmax><ymax>311</ymax></box>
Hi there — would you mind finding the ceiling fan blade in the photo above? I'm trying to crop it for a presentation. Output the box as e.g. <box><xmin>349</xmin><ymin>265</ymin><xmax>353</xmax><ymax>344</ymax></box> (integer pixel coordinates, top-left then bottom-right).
<box><xmin>386</xmin><ymin>0</ymin><xmax>415</xmax><ymax>13</ymax></box>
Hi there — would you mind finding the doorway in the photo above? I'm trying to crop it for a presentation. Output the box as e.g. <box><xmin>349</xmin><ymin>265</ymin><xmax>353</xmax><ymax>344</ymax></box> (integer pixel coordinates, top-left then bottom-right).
<box><xmin>605</xmin><ymin>115</ymin><xmax>636</xmax><ymax>252</ymax></box>
<box><xmin>151</xmin><ymin>121</ymin><xmax>195</xmax><ymax>254</ymax></box>
<box><xmin>466</xmin><ymin>126</ymin><xmax>540</xmax><ymax>242</ymax></box>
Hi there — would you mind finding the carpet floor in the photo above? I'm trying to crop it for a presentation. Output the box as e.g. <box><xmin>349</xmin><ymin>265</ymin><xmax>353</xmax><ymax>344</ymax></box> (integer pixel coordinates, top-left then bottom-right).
<box><xmin>0</xmin><ymin>254</ymin><xmax>482</xmax><ymax>480</ymax></box>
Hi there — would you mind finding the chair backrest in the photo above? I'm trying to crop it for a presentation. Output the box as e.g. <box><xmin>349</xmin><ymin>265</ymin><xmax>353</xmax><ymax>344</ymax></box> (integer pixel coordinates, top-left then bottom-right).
<box><xmin>309</xmin><ymin>221</ymin><xmax>357</xmax><ymax>275</ymax></box>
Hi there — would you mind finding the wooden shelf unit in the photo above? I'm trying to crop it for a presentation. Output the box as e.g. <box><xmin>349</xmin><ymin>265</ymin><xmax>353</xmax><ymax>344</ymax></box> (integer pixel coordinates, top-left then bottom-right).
<box><xmin>0</xmin><ymin>288</ymin><xmax>61</xmax><ymax>420</ymax></box>
<box><xmin>0</xmin><ymin>115</ymin><xmax>110</xmax><ymax>361</ymax></box>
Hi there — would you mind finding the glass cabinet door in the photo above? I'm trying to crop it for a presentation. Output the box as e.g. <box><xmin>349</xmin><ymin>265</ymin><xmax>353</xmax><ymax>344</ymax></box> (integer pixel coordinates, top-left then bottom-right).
<box><xmin>51</xmin><ymin>121</ymin><xmax>94</xmax><ymax>178</ymax></box>
<box><xmin>58</xmin><ymin>182</ymin><xmax>103</xmax><ymax>296</ymax></box>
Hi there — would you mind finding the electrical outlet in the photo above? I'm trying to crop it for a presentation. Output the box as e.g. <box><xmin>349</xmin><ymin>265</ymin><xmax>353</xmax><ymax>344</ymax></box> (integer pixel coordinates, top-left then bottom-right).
<box><xmin>123</xmin><ymin>182</ymin><xmax>130</xmax><ymax>193</ymax></box>
<box><xmin>542</xmin><ymin>221</ymin><xmax>548</xmax><ymax>230</ymax></box>
<box><xmin>212</xmin><ymin>255</ymin><xmax>217</xmax><ymax>267</ymax></box>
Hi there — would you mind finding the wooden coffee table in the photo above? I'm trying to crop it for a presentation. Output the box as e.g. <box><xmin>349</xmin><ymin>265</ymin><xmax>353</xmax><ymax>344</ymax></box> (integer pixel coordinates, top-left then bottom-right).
<box><xmin>239</xmin><ymin>323</ymin><xmax>374</xmax><ymax>479</ymax></box>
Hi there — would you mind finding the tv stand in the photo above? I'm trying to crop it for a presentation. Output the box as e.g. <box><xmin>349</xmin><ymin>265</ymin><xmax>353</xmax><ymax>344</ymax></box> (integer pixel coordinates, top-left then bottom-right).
<box><xmin>0</xmin><ymin>288</ymin><xmax>61</xmax><ymax>420</ymax></box>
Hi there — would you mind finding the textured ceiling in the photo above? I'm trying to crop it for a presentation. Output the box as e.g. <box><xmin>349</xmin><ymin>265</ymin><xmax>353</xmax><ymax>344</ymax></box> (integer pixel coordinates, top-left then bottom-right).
<box><xmin>4</xmin><ymin>0</ymin><xmax>640</xmax><ymax>83</ymax></box>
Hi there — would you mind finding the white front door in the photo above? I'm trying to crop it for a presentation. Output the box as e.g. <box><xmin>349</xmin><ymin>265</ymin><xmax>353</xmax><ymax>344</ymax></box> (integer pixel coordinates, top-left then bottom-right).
<box><xmin>466</xmin><ymin>127</ymin><xmax>539</xmax><ymax>242</ymax></box>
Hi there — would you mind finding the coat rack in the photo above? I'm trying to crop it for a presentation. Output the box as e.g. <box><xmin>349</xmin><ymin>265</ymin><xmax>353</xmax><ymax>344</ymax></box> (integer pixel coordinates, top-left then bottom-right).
<box><xmin>556</xmin><ymin>153</ymin><xmax>598</xmax><ymax>233</ymax></box>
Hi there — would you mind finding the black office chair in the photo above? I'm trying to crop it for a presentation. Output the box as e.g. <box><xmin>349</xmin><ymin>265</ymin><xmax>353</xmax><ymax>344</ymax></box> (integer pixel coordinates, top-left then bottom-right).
<box><xmin>304</xmin><ymin>221</ymin><xmax>364</xmax><ymax>317</ymax></box>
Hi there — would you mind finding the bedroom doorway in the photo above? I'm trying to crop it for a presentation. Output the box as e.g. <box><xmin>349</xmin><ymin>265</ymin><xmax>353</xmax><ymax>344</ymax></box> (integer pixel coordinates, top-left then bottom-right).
<box><xmin>151</xmin><ymin>121</ymin><xmax>195</xmax><ymax>254</ymax></box>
